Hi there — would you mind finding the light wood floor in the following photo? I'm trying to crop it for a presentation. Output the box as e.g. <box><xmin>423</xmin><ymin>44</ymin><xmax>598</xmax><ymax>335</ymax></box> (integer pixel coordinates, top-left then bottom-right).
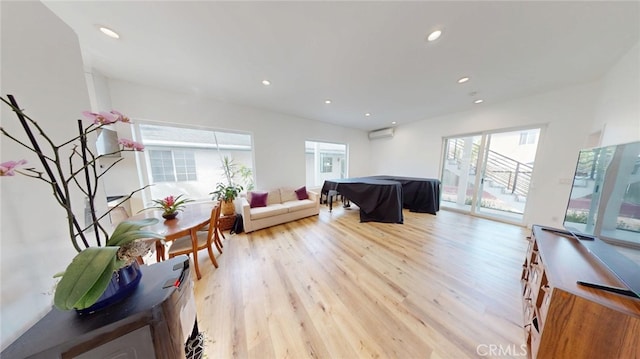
<box><xmin>193</xmin><ymin>205</ymin><xmax>530</xmax><ymax>359</ymax></box>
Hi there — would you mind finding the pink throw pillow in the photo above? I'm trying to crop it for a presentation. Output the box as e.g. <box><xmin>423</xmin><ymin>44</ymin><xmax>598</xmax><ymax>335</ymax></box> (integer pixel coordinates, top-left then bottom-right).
<box><xmin>250</xmin><ymin>191</ymin><xmax>268</xmax><ymax>208</ymax></box>
<box><xmin>295</xmin><ymin>186</ymin><xmax>309</xmax><ymax>200</ymax></box>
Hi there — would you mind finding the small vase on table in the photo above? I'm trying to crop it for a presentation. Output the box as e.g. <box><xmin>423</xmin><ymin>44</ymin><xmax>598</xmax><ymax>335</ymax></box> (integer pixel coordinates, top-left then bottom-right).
<box><xmin>162</xmin><ymin>212</ymin><xmax>178</xmax><ymax>220</ymax></box>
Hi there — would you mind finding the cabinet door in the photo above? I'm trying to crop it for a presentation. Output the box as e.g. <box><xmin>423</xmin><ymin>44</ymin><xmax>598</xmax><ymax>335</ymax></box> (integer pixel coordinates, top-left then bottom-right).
<box><xmin>71</xmin><ymin>326</ymin><xmax>156</xmax><ymax>359</ymax></box>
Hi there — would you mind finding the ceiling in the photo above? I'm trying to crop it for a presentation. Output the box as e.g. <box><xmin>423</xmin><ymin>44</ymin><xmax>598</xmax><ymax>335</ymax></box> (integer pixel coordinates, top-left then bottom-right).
<box><xmin>42</xmin><ymin>1</ymin><xmax>639</xmax><ymax>131</ymax></box>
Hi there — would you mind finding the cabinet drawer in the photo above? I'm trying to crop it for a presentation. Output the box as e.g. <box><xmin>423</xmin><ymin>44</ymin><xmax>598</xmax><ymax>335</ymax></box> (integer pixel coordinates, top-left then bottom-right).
<box><xmin>538</xmin><ymin>285</ymin><xmax>552</xmax><ymax>323</ymax></box>
<box><xmin>526</xmin><ymin>240</ymin><xmax>538</xmax><ymax>266</ymax></box>
<box><xmin>523</xmin><ymin>298</ymin><xmax>535</xmax><ymax>323</ymax></box>
<box><xmin>521</xmin><ymin>265</ymin><xmax>530</xmax><ymax>291</ymax></box>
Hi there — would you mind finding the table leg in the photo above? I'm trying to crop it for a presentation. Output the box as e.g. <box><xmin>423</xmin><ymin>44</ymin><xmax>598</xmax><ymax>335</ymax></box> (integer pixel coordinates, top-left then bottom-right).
<box><xmin>328</xmin><ymin>190</ymin><xmax>338</xmax><ymax>212</ymax></box>
<box><xmin>191</xmin><ymin>230</ymin><xmax>202</xmax><ymax>280</ymax></box>
<box><xmin>155</xmin><ymin>241</ymin><xmax>165</xmax><ymax>263</ymax></box>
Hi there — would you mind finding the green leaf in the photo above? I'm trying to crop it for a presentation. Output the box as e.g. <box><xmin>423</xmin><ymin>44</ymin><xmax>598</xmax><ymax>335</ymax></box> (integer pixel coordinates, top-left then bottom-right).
<box><xmin>72</xmin><ymin>259</ymin><xmax>116</xmax><ymax>309</ymax></box>
<box><xmin>107</xmin><ymin>218</ymin><xmax>160</xmax><ymax>246</ymax></box>
<box><xmin>53</xmin><ymin>247</ymin><xmax>119</xmax><ymax>311</ymax></box>
<box><xmin>108</xmin><ymin>230</ymin><xmax>165</xmax><ymax>247</ymax></box>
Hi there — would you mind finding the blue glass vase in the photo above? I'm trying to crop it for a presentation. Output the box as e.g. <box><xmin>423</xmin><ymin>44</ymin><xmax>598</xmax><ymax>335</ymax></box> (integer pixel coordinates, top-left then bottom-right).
<box><xmin>75</xmin><ymin>261</ymin><xmax>143</xmax><ymax>315</ymax></box>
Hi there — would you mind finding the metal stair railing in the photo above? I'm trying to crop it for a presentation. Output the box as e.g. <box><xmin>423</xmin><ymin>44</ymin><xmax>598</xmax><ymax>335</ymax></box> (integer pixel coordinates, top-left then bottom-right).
<box><xmin>446</xmin><ymin>138</ymin><xmax>533</xmax><ymax>197</ymax></box>
<box><xmin>484</xmin><ymin>150</ymin><xmax>532</xmax><ymax>197</ymax></box>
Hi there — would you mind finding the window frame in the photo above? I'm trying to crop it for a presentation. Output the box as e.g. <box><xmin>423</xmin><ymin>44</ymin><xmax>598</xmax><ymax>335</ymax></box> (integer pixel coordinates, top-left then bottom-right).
<box><xmin>148</xmin><ymin>149</ymin><xmax>198</xmax><ymax>183</ymax></box>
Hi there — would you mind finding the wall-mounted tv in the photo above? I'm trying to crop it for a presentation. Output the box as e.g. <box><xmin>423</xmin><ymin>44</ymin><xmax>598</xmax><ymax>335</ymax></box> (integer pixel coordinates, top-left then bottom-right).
<box><xmin>563</xmin><ymin>141</ymin><xmax>640</xmax><ymax>248</ymax></box>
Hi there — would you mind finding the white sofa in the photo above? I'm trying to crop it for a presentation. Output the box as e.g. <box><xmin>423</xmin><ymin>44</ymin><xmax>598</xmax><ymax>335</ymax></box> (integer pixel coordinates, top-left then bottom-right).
<box><xmin>241</xmin><ymin>187</ymin><xmax>319</xmax><ymax>233</ymax></box>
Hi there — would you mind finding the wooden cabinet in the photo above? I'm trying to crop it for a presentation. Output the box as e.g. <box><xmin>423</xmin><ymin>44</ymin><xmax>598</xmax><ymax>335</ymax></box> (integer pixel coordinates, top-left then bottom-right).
<box><xmin>2</xmin><ymin>256</ymin><xmax>198</xmax><ymax>359</ymax></box>
<box><xmin>521</xmin><ymin>226</ymin><xmax>640</xmax><ymax>358</ymax></box>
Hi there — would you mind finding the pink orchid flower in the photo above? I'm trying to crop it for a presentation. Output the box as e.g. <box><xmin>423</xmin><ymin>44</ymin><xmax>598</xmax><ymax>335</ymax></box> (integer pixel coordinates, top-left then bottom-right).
<box><xmin>82</xmin><ymin>111</ymin><xmax>118</xmax><ymax>125</ymax></box>
<box><xmin>110</xmin><ymin>110</ymin><xmax>131</xmax><ymax>123</ymax></box>
<box><xmin>0</xmin><ymin>159</ymin><xmax>27</xmax><ymax>176</ymax></box>
<box><xmin>118</xmin><ymin>138</ymin><xmax>145</xmax><ymax>151</ymax></box>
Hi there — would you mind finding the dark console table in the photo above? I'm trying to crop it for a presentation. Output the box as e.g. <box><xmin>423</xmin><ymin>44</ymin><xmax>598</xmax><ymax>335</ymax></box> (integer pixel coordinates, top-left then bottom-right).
<box><xmin>2</xmin><ymin>255</ymin><xmax>198</xmax><ymax>359</ymax></box>
<box><xmin>321</xmin><ymin>175</ymin><xmax>441</xmax><ymax>223</ymax></box>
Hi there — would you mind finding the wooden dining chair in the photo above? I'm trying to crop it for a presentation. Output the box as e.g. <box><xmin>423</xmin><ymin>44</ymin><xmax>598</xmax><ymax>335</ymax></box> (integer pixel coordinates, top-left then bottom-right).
<box><xmin>167</xmin><ymin>204</ymin><xmax>222</xmax><ymax>268</ymax></box>
<box><xmin>197</xmin><ymin>202</ymin><xmax>225</xmax><ymax>248</ymax></box>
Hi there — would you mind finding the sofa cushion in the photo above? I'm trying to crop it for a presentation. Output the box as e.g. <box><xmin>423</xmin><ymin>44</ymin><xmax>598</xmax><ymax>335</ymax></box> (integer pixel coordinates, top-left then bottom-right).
<box><xmin>295</xmin><ymin>186</ymin><xmax>309</xmax><ymax>200</ymax></box>
<box><xmin>266</xmin><ymin>189</ymin><xmax>281</xmax><ymax>205</ymax></box>
<box><xmin>250</xmin><ymin>203</ymin><xmax>288</xmax><ymax>219</ymax></box>
<box><xmin>249</xmin><ymin>191</ymin><xmax>268</xmax><ymax>208</ymax></box>
<box><xmin>279</xmin><ymin>187</ymin><xmax>298</xmax><ymax>203</ymax></box>
<box><xmin>282</xmin><ymin>199</ymin><xmax>316</xmax><ymax>212</ymax></box>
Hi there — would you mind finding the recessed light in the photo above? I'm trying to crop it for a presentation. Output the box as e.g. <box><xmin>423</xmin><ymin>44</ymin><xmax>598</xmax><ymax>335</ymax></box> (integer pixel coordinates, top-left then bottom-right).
<box><xmin>474</xmin><ymin>99</ymin><xmax>484</xmax><ymax>104</ymax></box>
<box><xmin>99</xmin><ymin>26</ymin><xmax>120</xmax><ymax>39</ymax></box>
<box><xmin>427</xmin><ymin>30</ymin><xmax>442</xmax><ymax>42</ymax></box>
<box><xmin>391</xmin><ymin>121</ymin><xmax>397</xmax><ymax>125</ymax></box>
<box><xmin>365</xmin><ymin>113</ymin><xmax>371</xmax><ymax>117</ymax></box>
<box><xmin>458</xmin><ymin>77</ymin><xmax>470</xmax><ymax>84</ymax></box>
<box><xmin>262</xmin><ymin>80</ymin><xmax>271</xmax><ymax>86</ymax></box>
<box><xmin>325</xmin><ymin>99</ymin><xmax>331</xmax><ymax>104</ymax></box>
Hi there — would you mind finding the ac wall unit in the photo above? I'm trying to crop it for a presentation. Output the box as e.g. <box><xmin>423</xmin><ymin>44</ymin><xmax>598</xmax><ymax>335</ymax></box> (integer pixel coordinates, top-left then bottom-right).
<box><xmin>368</xmin><ymin>127</ymin><xmax>394</xmax><ymax>140</ymax></box>
<box><xmin>96</xmin><ymin>128</ymin><xmax>121</xmax><ymax>157</ymax></box>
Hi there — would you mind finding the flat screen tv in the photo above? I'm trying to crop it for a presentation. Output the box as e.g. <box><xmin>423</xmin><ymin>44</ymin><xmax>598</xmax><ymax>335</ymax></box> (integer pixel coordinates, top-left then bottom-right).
<box><xmin>562</xmin><ymin>140</ymin><xmax>640</xmax><ymax>298</ymax></box>
<box><xmin>563</xmin><ymin>140</ymin><xmax>640</xmax><ymax>247</ymax></box>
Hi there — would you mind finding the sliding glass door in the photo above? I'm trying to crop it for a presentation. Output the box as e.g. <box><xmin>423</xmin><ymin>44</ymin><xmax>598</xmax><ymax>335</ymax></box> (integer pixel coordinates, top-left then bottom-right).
<box><xmin>441</xmin><ymin>128</ymin><xmax>541</xmax><ymax>223</ymax></box>
<box><xmin>441</xmin><ymin>135</ymin><xmax>482</xmax><ymax>212</ymax></box>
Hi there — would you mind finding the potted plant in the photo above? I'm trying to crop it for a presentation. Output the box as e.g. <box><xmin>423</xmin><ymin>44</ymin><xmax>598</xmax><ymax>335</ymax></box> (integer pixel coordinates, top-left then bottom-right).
<box><xmin>142</xmin><ymin>194</ymin><xmax>194</xmax><ymax>220</ymax></box>
<box><xmin>0</xmin><ymin>95</ymin><xmax>165</xmax><ymax>312</ymax></box>
<box><xmin>210</xmin><ymin>156</ymin><xmax>244</xmax><ymax>216</ymax></box>
<box><xmin>211</xmin><ymin>182</ymin><xmax>243</xmax><ymax>216</ymax></box>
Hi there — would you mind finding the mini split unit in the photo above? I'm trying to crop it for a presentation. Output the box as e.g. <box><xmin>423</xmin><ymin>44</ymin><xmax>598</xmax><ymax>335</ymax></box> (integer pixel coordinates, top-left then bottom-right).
<box><xmin>368</xmin><ymin>127</ymin><xmax>395</xmax><ymax>140</ymax></box>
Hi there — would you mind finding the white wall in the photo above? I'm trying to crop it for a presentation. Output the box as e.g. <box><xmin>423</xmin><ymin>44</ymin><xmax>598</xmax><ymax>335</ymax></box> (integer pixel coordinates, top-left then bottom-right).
<box><xmin>104</xmin><ymin>79</ymin><xmax>371</xmax><ymax>194</ymax></box>
<box><xmin>592</xmin><ymin>42</ymin><xmax>640</xmax><ymax>146</ymax></box>
<box><xmin>0</xmin><ymin>1</ymin><xmax>92</xmax><ymax>349</ymax></box>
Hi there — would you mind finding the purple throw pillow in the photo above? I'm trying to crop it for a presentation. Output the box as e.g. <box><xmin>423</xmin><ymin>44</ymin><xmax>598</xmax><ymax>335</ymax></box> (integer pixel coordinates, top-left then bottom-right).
<box><xmin>250</xmin><ymin>191</ymin><xmax>268</xmax><ymax>208</ymax></box>
<box><xmin>295</xmin><ymin>186</ymin><xmax>309</xmax><ymax>200</ymax></box>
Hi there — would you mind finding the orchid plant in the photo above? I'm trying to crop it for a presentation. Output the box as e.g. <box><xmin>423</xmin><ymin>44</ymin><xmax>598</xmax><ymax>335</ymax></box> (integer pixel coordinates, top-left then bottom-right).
<box><xmin>0</xmin><ymin>95</ymin><xmax>164</xmax><ymax>311</ymax></box>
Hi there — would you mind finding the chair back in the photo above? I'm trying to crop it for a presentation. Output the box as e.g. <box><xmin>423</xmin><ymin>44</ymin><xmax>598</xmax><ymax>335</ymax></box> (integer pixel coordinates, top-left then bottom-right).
<box><xmin>205</xmin><ymin>203</ymin><xmax>221</xmax><ymax>245</ymax></box>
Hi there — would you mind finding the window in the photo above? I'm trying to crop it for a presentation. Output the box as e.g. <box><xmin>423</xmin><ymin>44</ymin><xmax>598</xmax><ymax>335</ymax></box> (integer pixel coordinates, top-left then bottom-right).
<box><xmin>305</xmin><ymin>141</ymin><xmax>347</xmax><ymax>187</ymax></box>
<box><xmin>173</xmin><ymin>150</ymin><xmax>197</xmax><ymax>181</ymax></box>
<box><xmin>137</xmin><ymin>123</ymin><xmax>254</xmax><ymax>202</ymax></box>
<box><xmin>519</xmin><ymin>131</ymin><xmax>537</xmax><ymax>145</ymax></box>
<box><xmin>149</xmin><ymin>150</ymin><xmax>197</xmax><ymax>182</ymax></box>
<box><xmin>321</xmin><ymin>154</ymin><xmax>333</xmax><ymax>173</ymax></box>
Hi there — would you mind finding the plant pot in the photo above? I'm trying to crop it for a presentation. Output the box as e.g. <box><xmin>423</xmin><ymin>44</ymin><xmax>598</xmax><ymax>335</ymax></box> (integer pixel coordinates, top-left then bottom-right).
<box><xmin>162</xmin><ymin>212</ymin><xmax>178</xmax><ymax>220</ymax></box>
<box><xmin>221</xmin><ymin>200</ymin><xmax>235</xmax><ymax>216</ymax></box>
<box><xmin>75</xmin><ymin>261</ymin><xmax>143</xmax><ymax>315</ymax></box>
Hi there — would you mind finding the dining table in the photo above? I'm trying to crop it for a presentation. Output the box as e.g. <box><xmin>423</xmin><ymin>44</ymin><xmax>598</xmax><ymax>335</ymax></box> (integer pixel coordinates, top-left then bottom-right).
<box><xmin>129</xmin><ymin>201</ymin><xmax>216</xmax><ymax>280</ymax></box>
